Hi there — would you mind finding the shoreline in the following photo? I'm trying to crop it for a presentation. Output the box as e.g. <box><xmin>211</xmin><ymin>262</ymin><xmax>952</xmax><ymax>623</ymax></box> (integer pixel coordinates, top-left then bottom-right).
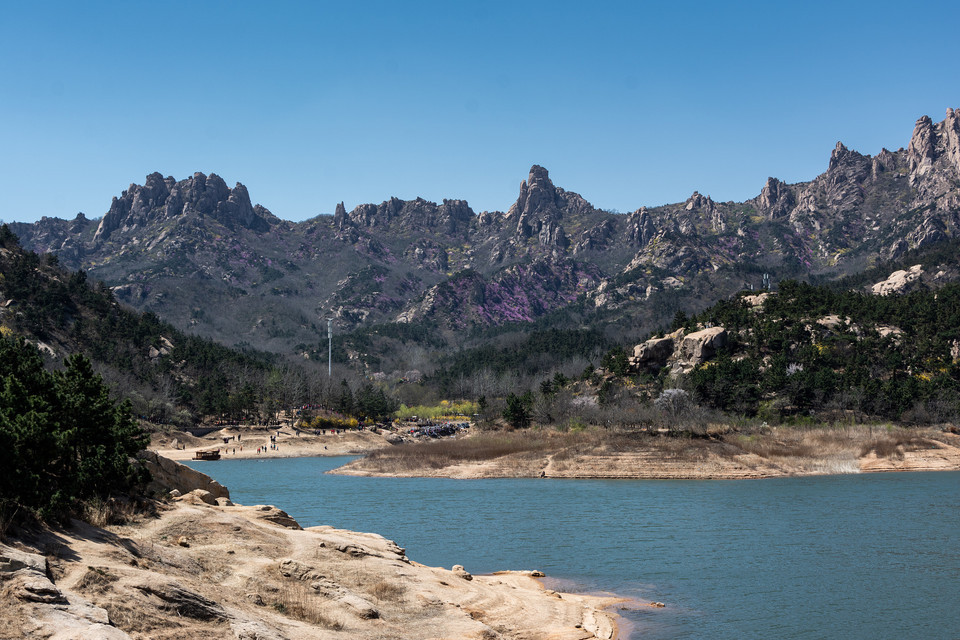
<box><xmin>151</xmin><ymin>425</ymin><xmax>390</xmax><ymax>462</ymax></box>
<box><xmin>151</xmin><ymin>424</ymin><xmax>960</xmax><ymax>480</ymax></box>
<box><xmin>331</xmin><ymin>425</ymin><xmax>960</xmax><ymax>480</ymax></box>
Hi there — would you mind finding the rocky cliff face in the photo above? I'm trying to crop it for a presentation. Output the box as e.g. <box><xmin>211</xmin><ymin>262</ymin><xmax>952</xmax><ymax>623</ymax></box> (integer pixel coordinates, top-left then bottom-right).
<box><xmin>10</xmin><ymin>109</ymin><xmax>960</xmax><ymax>355</ymax></box>
<box><xmin>506</xmin><ymin>164</ymin><xmax>596</xmax><ymax>248</ymax></box>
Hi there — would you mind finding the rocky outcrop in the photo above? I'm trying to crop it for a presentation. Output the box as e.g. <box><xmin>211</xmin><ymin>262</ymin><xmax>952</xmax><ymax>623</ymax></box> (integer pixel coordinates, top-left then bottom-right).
<box><xmin>757</xmin><ymin>177</ymin><xmax>795</xmax><ymax>219</ymax></box>
<box><xmin>628</xmin><ymin>327</ymin><xmax>727</xmax><ymax>373</ymax></box>
<box><xmin>507</xmin><ymin>165</ymin><xmax>596</xmax><ymax>246</ymax></box>
<box><xmin>452</xmin><ymin>564</ymin><xmax>473</xmax><ymax>580</ymax></box>
<box><xmin>684</xmin><ymin>191</ymin><xmax>724</xmax><ymax>232</ymax></box>
<box><xmin>132</xmin><ymin>580</ymin><xmax>227</xmax><ymax>621</ymax></box>
<box><xmin>907</xmin><ymin>109</ymin><xmax>960</xmax><ymax>202</ymax></box>
<box><xmin>630</xmin><ymin>336</ymin><xmax>675</xmax><ymax>369</ymax></box>
<box><xmin>625</xmin><ymin>207</ymin><xmax>655</xmax><ymax>246</ymax></box>
<box><xmin>676</xmin><ymin>326</ymin><xmax>727</xmax><ymax>368</ymax></box>
<box><xmin>93</xmin><ymin>172</ymin><xmax>273</xmax><ymax>243</ymax></box>
<box><xmin>253</xmin><ymin>505</ymin><xmax>302</xmax><ymax>530</ymax></box>
<box><xmin>572</xmin><ymin>219</ymin><xmax>615</xmax><ymax>253</ymax></box>
<box><xmin>0</xmin><ymin>543</ymin><xmax>130</xmax><ymax>638</ymax></box>
<box><xmin>742</xmin><ymin>292</ymin><xmax>771</xmax><ymax>308</ymax></box>
<box><xmin>339</xmin><ymin>197</ymin><xmax>474</xmax><ymax>235</ymax></box>
<box><xmin>138</xmin><ymin>450</ymin><xmax>230</xmax><ymax>499</ymax></box>
<box><xmin>404</xmin><ymin>238</ymin><xmax>449</xmax><ymax>271</ymax></box>
<box><xmin>872</xmin><ymin>264</ymin><xmax>924</xmax><ymax>296</ymax></box>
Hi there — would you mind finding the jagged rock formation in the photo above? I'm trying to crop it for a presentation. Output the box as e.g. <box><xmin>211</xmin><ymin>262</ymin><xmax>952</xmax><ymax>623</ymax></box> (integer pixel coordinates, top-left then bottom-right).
<box><xmin>93</xmin><ymin>172</ymin><xmax>275</xmax><ymax>244</ymax></box>
<box><xmin>8</xmin><ymin>109</ymin><xmax>960</xmax><ymax>358</ymax></box>
<box><xmin>336</xmin><ymin>196</ymin><xmax>474</xmax><ymax>235</ymax></box>
<box><xmin>507</xmin><ymin>165</ymin><xmax>595</xmax><ymax>246</ymax></box>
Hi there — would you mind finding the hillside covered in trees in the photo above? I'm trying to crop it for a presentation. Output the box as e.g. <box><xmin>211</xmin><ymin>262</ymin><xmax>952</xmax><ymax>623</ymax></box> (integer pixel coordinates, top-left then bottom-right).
<box><xmin>0</xmin><ymin>226</ymin><xmax>400</xmax><ymax>428</ymax></box>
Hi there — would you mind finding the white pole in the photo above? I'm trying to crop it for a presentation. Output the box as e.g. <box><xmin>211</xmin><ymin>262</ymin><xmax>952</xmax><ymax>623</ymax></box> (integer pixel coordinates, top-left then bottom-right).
<box><xmin>327</xmin><ymin>318</ymin><xmax>332</xmax><ymax>378</ymax></box>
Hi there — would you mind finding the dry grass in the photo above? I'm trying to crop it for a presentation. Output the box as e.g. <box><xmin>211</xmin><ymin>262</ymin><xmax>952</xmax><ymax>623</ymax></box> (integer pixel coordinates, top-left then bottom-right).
<box><xmin>361</xmin><ymin>432</ymin><xmax>557</xmax><ymax>472</ymax></box>
<box><xmin>858</xmin><ymin>429</ymin><xmax>929</xmax><ymax>458</ymax></box>
<box><xmin>729</xmin><ymin>425</ymin><xmax>936</xmax><ymax>462</ymax></box>
<box><xmin>731</xmin><ymin>433</ymin><xmax>817</xmax><ymax>458</ymax></box>
<box><xmin>102</xmin><ymin>598</ymin><xmax>171</xmax><ymax>634</ymax></box>
<box><xmin>82</xmin><ymin>498</ymin><xmax>133</xmax><ymax>528</ymax></box>
<box><xmin>74</xmin><ymin>565</ymin><xmax>118</xmax><ymax>594</ymax></box>
<box><xmin>0</xmin><ymin>584</ymin><xmax>30</xmax><ymax>638</ymax></box>
<box><xmin>368</xmin><ymin>579</ymin><xmax>406</xmax><ymax>603</ymax></box>
<box><xmin>274</xmin><ymin>581</ymin><xmax>344</xmax><ymax>629</ymax></box>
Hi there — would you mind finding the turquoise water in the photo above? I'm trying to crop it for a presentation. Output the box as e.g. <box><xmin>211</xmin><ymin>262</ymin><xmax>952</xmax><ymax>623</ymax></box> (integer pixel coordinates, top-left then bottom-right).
<box><xmin>185</xmin><ymin>457</ymin><xmax>960</xmax><ymax>639</ymax></box>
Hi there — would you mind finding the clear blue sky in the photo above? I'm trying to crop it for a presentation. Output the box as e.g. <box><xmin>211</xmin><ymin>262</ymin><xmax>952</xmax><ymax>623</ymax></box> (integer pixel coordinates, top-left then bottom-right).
<box><xmin>2</xmin><ymin>0</ymin><xmax>958</xmax><ymax>223</ymax></box>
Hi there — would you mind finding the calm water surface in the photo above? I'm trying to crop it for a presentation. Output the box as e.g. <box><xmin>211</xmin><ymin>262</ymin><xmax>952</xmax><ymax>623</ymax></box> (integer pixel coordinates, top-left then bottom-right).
<box><xmin>185</xmin><ymin>457</ymin><xmax>960</xmax><ymax>639</ymax></box>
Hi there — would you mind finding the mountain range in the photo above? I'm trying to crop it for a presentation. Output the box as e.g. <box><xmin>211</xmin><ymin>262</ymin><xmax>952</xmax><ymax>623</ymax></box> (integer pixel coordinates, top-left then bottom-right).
<box><xmin>8</xmin><ymin>109</ymin><xmax>960</xmax><ymax>371</ymax></box>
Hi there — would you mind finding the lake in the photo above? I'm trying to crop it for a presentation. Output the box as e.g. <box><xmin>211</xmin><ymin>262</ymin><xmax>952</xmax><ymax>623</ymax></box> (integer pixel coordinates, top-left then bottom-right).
<box><xmin>184</xmin><ymin>457</ymin><xmax>960</xmax><ymax>639</ymax></box>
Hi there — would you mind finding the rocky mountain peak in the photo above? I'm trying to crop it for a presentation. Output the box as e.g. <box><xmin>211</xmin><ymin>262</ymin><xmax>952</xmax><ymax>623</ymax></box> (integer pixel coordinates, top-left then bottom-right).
<box><xmin>684</xmin><ymin>191</ymin><xmax>712</xmax><ymax>211</ymax></box>
<box><xmin>908</xmin><ymin>115</ymin><xmax>936</xmax><ymax>174</ymax></box>
<box><xmin>508</xmin><ymin>165</ymin><xmax>560</xmax><ymax>222</ymax></box>
<box><xmin>682</xmin><ymin>191</ymin><xmax>724</xmax><ymax>232</ymax></box>
<box><xmin>505</xmin><ymin>165</ymin><xmax>598</xmax><ymax>247</ymax></box>
<box><xmin>626</xmin><ymin>207</ymin><xmax>654</xmax><ymax>246</ymax></box>
<box><xmin>828</xmin><ymin>141</ymin><xmax>856</xmax><ymax>171</ymax></box>
<box><xmin>334</xmin><ymin>202</ymin><xmax>349</xmax><ymax>230</ymax></box>
<box><xmin>339</xmin><ymin>196</ymin><xmax>475</xmax><ymax>236</ymax></box>
<box><xmin>757</xmin><ymin>177</ymin><xmax>794</xmax><ymax>218</ymax></box>
<box><xmin>906</xmin><ymin>110</ymin><xmax>960</xmax><ymax>177</ymax></box>
<box><xmin>93</xmin><ymin>172</ymin><xmax>272</xmax><ymax>243</ymax></box>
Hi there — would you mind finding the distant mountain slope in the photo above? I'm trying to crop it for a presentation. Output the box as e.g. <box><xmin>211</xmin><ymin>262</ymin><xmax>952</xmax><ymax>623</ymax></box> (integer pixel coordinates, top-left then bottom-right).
<box><xmin>0</xmin><ymin>226</ymin><xmax>275</xmax><ymax>424</ymax></box>
<box><xmin>8</xmin><ymin>109</ymin><xmax>960</xmax><ymax>365</ymax></box>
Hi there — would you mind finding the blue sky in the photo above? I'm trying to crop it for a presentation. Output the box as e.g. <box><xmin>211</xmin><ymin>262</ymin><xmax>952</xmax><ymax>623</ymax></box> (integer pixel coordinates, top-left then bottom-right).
<box><xmin>2</xmin><ymin>0</ymin><xmax>958</xmax><ymax>223</ymax></box>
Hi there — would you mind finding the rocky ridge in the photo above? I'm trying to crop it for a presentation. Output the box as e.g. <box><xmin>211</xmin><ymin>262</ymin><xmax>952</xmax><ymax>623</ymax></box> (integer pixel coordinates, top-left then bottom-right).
<box><xmin>8</xmin><ymin>109</ymin><xmax>960</xmax><ymax>357</ymax></box>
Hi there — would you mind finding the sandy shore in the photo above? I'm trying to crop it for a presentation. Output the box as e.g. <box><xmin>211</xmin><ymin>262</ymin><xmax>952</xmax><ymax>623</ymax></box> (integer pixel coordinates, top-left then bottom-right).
<box><xmin>150</xmin><ymin>423</ymin><xmax>960</xmax><ymax>480</ymax></box>
<box><xmin>151</xmin><ymin>425</ymin><xmax>391</xmax><ymax>462</ymax></box>
<box><xmin>3</xmin><ymin>481</ymin><xmax>634</xmax><ymax>639</ymax></box>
